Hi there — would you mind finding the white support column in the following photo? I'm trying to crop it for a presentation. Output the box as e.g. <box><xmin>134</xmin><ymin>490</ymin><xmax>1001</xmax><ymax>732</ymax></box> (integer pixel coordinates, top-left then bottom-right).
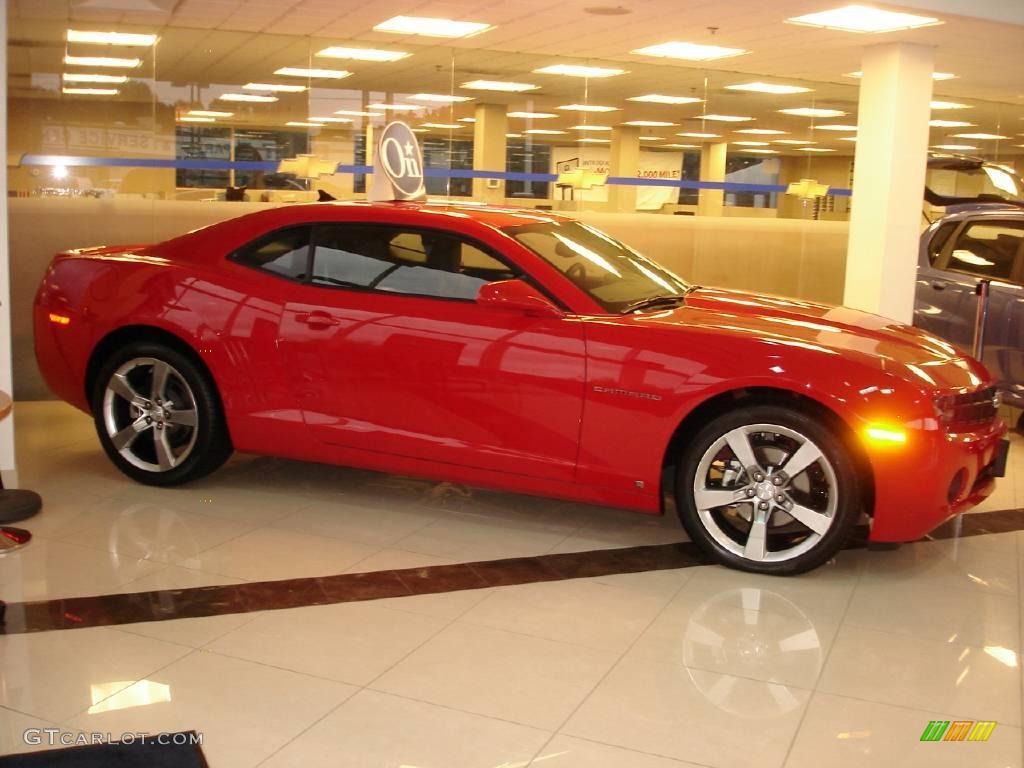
<box><xmin>472</xmin><ymin>103</ymin><xmax>508</xmax><ymax>205</ymax></box>
<box><xmin>607</xmin><ymin>125</ymin><xmax>640</xmax><ymax>212</ymax></box>
<box><xmin>697</xmin><ymin>142</ymin><xmax>728</xmax><ymax>217</ymax></box>
<box><xmin>844</xmin><ymin>42</ymin><xmax>934</xmax><ymax>322</ymax></box>
<box><xmin>0</xmin><ymin>0</ymin><xmax>18</xmax><ymax>488</ymax></box>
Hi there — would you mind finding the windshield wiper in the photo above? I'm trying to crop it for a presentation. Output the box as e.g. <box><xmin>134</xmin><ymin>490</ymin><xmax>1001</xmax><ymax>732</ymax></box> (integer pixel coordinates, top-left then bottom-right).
<box><xmin>621</xmin><ymin>294</ymin><xmax>688</xmax><ymax>314</ymax></box>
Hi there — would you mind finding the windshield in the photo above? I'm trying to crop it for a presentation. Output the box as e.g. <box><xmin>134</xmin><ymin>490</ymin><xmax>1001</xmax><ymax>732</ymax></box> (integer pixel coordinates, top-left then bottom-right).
<box><xmin>507</xmin><ymin>220</ymin><xmax>690</xmax><ymax>313</ymax></box>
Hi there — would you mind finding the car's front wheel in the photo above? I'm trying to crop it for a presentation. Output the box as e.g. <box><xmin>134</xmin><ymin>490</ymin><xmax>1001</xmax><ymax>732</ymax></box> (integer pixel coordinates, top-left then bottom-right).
<box><xmin>92</xmin><ymin>342</ymin><xmax>232</xmax><ymax>486</ymax></box>
<box><xmin>676</xmin><ymin>404</ymin><xmax>861</xmax><ymax>575</ymax></box>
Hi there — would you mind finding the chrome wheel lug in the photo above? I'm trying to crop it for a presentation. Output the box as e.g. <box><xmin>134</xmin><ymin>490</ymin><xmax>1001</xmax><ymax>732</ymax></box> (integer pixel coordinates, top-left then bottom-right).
<box><xmin>753</xmin><ymin>472</ymin><xmax>764</xmax><ymax>482</ymax></box>
<box><xmin>772</xmin><ymin>476</ymin><xmax>783</xmax><ymax>486</ymax></box>
<box><xmin>745</xmin><ymin>488</ymin><xmax>756</xmax><ymax>498</ymax></box>
<box><xmin>776</xmin><ymin>494</ymin><xmax>785</xmax><ymax>503</ymax></box>
<box><xmin>758</xmin><ymin>501</ymin><xmax>769</xmax><ymax>511</ymax></box>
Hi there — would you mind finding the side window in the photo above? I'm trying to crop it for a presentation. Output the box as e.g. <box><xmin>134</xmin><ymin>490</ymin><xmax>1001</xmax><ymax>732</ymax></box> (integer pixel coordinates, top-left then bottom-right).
<box><xmin>927</xmin><ymin>221</ymin><xmax>957</xmax><ymax>266</ymax></box>
<box><xmin>311</xmin><ymin>225</ymin><xmax>515</xmax><ymax>300</ymax></box>
<box><xmin>944</xmin><ymin>221</ymin><xmax>1024</xmax><ymax>282</ymax></box>
<box><xmin>232</xmin><ymin>226</ymin><xmax>310</xmax><ymax>280</ymax></box>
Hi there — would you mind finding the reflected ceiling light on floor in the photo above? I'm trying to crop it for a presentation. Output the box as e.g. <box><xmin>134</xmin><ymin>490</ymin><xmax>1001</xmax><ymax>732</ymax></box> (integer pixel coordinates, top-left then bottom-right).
<box><xmin>534</xmin><ymin>64</ymin><xmax>626</xmax><ymax>77</ymax></box>
<box><xmin>62</xmin><ymin>73</ymin><xmax>128</xmax><ymax>83</ymax></box>
<box><xmin>628</xmin><ymin>94</ymin><xmax>703</xmax><ymax>105</ymax></box>
<box><xmin>218</xmin><ymin>93</ymin><xmax>278</xmax><ymax>102</ymax></box>
<box><xmin>409</xmin><ymin>93</ymin><xmax>472</xmax><ymax>103</ymax></box>
<box><xmin>699</xmin><ymin>114</ymin><xmax>754</xmax><ymax>122</ymax></box>
<box><xmin>929</xmin><ymin>119</ymin><xmax>973</xmax><ymax>128</ymax></box>
<box><xmin>88</xmin><ymin>681</ymin><xmax>171</xmax><ymax>715</ymax></box>
<box><xmin>625</xmin><ymin>120</ymin><xmax>675</xmax><ymax>127</ymax></box>
<box><xmin>735</xmin><ymin>128</ymin><xmax>788</xmax><ymax>135</ymax></box>
<box><xmin>508</xmin><ymin>111</ymin><xmax>558</xmax><ymax>119</ymax></box>
<box><xmin>734</xmin><ymin>141</ymin><xmax>769</xmax><ymax>146</ymax></box>
<box><xmin>461</xmin><ymin>80</ymin><xmax>538</xmax><ymax>92</ymax></box>
<box><xmin>677</xmin><ymin>132</ymin><xmax>720</xmax><ymax>138</ymax></box>
<box><xmin>62</xmin><ymin>87</ymin><xmax>118</xmax><ymax>95</ymax></box>
<box><xmin>778</xmin><ymin>107</ymin><xmax>846</xmax><ymax>117</ymax></box>
<box><xmin>243</xmin><ymin>83</ymin><xmax>307</xmax><ymax>92</ymax></box>
<box><xmin>725</xmin><ymin>82</ymin><xmax>812</xmax><ymax>95</ymax></box>
<box><xmin>525</xmin><ymin>129</ymin><xmax>567</xmax><ymax>134</ymax></box>
<box><xmin>63</xmin><ymin>55</ymin><xmax>141</xmax><ymax>68</ymax></box>
<box><xmin>334</xmin><ymin>110</ymin><xmax>376</xmax><ymax>117</ymax></box>
<box><xmin>188</xmin><ymin>110</ymin><xmax>233</xmax><ymax>117</ymax></box>
<box><xmin>421</xmin><ymin>123</ymin><xmax>463</xmax><ymax>129</ymax></box>
<box><xmin>785</xmin><ymin>5</ymin><xmax>942</xmax><ymax>33</ymax></box>
<box><xmin>374</xmin><ymin>15</ymin><xmax>494</xmax><ymax>38</ymax></box>
<box><xmin>814</xmin><ymin>124</ymin><xmax>858</xmax><ymax>130</ymax></box>
<box><xmin>286</xmin><ymin>121</ymin><xmax>323</xmax><ymax>127</ymax></box>
<box><xmin>632</xmin><ymin>41</ymin><xmax>748</xmax><ymax>61</ymax></box>
<box><xmin>67</xmin><ymin>29</ymin><xmax>157</xmax><ymax>46</ymax></box>
<box><xmin>558</xmin><ymin>104</ymin><xmax>619</xmax><ymax>112</ymax></box>
<box><xmin>315</xmin><ymin>46</ymin><xmax>410</xmax><ymax>62</ymax></box>
<box><xmin>931</xmin><ymin>100</ymin><xmax>970</xmax><ymax>109</ymax></box>
<box><xmin>179</xmin><ymin>116</ymin><xmax>215</xmax><ymax>122</ymax></box>
<box><xmin>952</xmin><ymin>133</ymin><xmax>1008</xmax><ymax>139</ymax></box>
<box><xmin>846</xmin><ymin>70</ymin><xmax>956</xmax><ymax>80</ymax></box>
<box><xmin>573</xmin><ymin>125</ymin><xmax>612</xmax><ymax>131</ymax></box>
<box><xmin>274</xmin><ymin>67</ymin><xmax>352</xmax><ymax>79</ymax></box>
<box><xmin>369</xmin><ymin>103</ymin><xmax>421</xmax><ymax>111</ymax></box>
<box><xmin>775</xmin><ymin>139</ymin><xmax>816</xmax><ymax>144</ymax></box>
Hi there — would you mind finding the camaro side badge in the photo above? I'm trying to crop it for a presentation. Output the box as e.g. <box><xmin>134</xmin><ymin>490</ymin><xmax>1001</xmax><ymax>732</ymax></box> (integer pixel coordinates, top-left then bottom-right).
<box><xmin>370</xmin><ymin>121</ymin><xmax>427</xmax><ymax>202</ymax></box>
<box><xmin>593</xmin><ymin>385</ymin><xmax>662</xmax><ymax>401</ymax></box>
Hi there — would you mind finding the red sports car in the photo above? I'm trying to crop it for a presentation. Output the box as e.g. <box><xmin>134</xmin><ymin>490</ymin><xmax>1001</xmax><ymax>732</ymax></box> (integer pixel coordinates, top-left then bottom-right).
<box><xmin>34</xmin><ymin>202</ymin><xmax>1008</xmax><ymax>574</ymax></box>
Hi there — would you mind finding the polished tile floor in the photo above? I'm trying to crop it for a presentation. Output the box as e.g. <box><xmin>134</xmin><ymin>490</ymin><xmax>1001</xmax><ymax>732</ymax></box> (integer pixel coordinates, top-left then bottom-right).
<box><xmin>2</xmin><ymin>401</ymin><xmax>1024</xmax><ymax>767</ymax></box>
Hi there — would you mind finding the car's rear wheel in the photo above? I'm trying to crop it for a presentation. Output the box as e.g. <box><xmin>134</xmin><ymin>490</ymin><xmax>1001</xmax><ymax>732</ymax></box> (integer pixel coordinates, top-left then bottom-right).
<box><xmin>676</xmin><ymin>404</ymin><xmax>861</xmax><ymax>575</ymax></box>
<box><xmin>92</xmin><ymin>342</ymin><xmax>232</xmax><ymax>486</ymax></box>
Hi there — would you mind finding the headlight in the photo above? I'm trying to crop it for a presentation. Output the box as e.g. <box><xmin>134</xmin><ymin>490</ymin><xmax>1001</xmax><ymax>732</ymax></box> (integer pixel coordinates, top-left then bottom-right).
<box><xmin>933</xmin><ymin>387</ymin><xmax>1000</xmax><ymax>429</ymax></box>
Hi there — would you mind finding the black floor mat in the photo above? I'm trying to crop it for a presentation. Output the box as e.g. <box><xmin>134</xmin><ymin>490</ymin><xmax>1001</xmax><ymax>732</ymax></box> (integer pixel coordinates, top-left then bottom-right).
<box><xmin>0</xmin><ymin>732</ymin><xmax>208</xmax><ymax>767</ymax></box>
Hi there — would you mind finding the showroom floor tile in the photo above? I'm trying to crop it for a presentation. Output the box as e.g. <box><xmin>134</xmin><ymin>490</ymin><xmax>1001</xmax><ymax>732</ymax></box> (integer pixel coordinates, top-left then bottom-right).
<box><xmin>1</xmin><ymin>401</ymin><xmax>1023</xmax><ymax>767</ymax></box>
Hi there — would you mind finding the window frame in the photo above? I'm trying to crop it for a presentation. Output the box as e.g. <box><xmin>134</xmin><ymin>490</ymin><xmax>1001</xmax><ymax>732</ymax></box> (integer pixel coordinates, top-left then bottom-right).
<box><xmin>935</xmin><ymin>217</ymin><xmax>1024</xmax><ymax>286</ymax></box>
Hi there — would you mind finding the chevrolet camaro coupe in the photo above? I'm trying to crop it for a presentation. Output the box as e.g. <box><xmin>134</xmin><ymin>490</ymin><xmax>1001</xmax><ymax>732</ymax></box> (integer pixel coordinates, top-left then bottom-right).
<box><xmin>34</xmin><ymin>202</ymin><xmax>1008</xmax><ymax>574</ymax></box>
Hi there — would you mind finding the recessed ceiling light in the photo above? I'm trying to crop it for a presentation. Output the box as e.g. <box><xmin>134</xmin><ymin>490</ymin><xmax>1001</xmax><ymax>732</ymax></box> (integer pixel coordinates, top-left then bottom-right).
<box><xmin>785</xmin><ymin>5</ymin><xmax>941</xmax><ymax>33</ymax></box>
<box><xmin>274</xmin><ymin>67</ymin><xmax>351</xmax><ymax>79</ymax></box>
<box><xmin>797</xmin><ymin>147</ymin><xmax>836</xmax><ymax>152</ymax></box>
<box><xmin>62</xmin><ymin>73</ymin><xmax>127</xmax><ymax>84</ymax></box>
<box><xmin>578</xmin><ymin>138</ymin><xmax>611</xmax><ymax>143</ymax></box>
<box><xmin>774</xmin><ymin>139</ymin><xmax>816</xmax><ymax>145</ymax></box>
<box><xmin>558</xmin><ymin>104</ymin><xmax>619</xmax><ymax>112</ymax></box>
<box><xmin>725</xmin><ymin>82</ymin><xmax>812</xmax><ymax>95</ymax></box>
<box><xmin>507</xmin><ymin>111</ymin><xmax>558</xmax><ymax>119</ymax></box>
<box><xmin>188</xmin><ymin>110</ymin><xmax>233</xmax><ymax>117</ymax></box>
<box><xmin>930</xmin><ymin>100</ymin><xmax>970</xmax><ymax>110</ymax></box>
<box><xmin>952</xmin><ymin>133</ymin><xmax>1008</xmax><ymax>139</ymax></box>
<box><xmin>814</xmin><ymin>124</ymin><xmax>858</xmax><ymax>130</ymax></box>
<box><xmin>778</xmin><ymin>108</ymin><xmax>846</xmax><ymax>118</ymax></box>
<box><xmin>632</xmin><ymin>41</ymin><xmax>747</xmax><ymax>61</ymax></box>
<box><xmin>625</xmin><ymin>120</ymin><xmax>676</xmax><ymax>127</ymax></box>
<box><xmin>62</xmin><ymin>87</ymin><xmax>118</xmax><ymax>95</ymax></box>
<box><xmin>932</xmin><ymin>144</ymin><xmax>977</xmax><ymax>150</ymax></box>
<box><xmin>745</xmin><ymin>149</ymin><xmax>780</xmax><ymax>154</ymax></box>
<box><xmin>735</xmin><ymin>128</ymin><xmax>788</xmax><ymax>135</ymax></box>
<box><xmin>67</xmin><ymin>29</ymin><xmax>157</xmax><ymax>46</ymax></box>
<box><xmin>677</xmin><ymin>132</ymin><xmax>720</xmax><ymax>138</ymax></box>
<box><xmin>524</xmin><ymin>129</ymin><xmax>567</xmax><ymax>134</ymax></box>
<box><xmin>218</xmin><ymin>93</ymin><xmax>278</xmax><ymax>102</ymax></box>
<box><xmin>461</xmin><ymin>80</ymin><xmax>537</xmax><ymax>92</ymax></box>
<box><xmin>421</xmin><ymin>123</ymin><xmax>463</xmax><ymax>129</ymax></box>
<box><xmin>534</xmin><ymin>64</ymin><xmax>625</xmax><ymax>77</ymax></box>
<box><xmin>699</xmin><ymin>114</ymin><xmax>754</xmax><ymax>122</ymax></box>
<box><xmin>846</xmin><ymin>70</ymin><xmax>956</xmax><ymax>80</ymax></box>
<box><xmin>929</xmin><ymin>120</ymin><xmax>974</xmax><ymax>128</ymax></box>
<box><xmin>315</xmin><ymin>46</ymin><xmax>410</xmax><ymax>62</ymax></box>
<box><xmin>308</xmin><ymin>116</ymin><xmax>353</xmax><ymax>123</ymax></box>
<box><xmin>334</xmin><ymin>110</ymin><xmax>376</xmax><ymax>117</ymax></box>
<box><xmin>243</xmin><ymin>83</ymin><xmax>307</xmax><ymax>92</ymax></box>
<box><xmin>63</xmin><ymin>55</ymin><xmax>140</xmax><ymax>68</ymax></box>
<box><xmin>573</xmin><ymin>125</ymin><xmax>612</xmax><ymax>131</ymax></box>
<box><xmin>373</xmin><ymin>15</ymin><xmax>493</xmax><ymax>38</ymax></box>
<box><xmin>458</xmin><ymin>117</ymin><xmax>476</xmax><ymax>123</ymax></box>
<box><xmin>664</xmin><ymin>143</ymin><xmax>700</xmax><ymax>148</ymax></box>
<box><xmin>628</xmin><ymin>94</ymin><xmax>703</xmax><ymax>105</ymax></box>
<box><xmin>733</xmin><ymin>141</ymin><xmax>769</xmax><ymax>146</ymax></box>
<box><xmin>286</xmin><ymin>121</ymin><xmax>323</xmax><ymax>127</ymax></box>
<box><xmin>369</xmin><ymin>103</ymin><xmax>421</xmax><ymax>111</ymax></box>
<box><xmin>409</xmin><ymin>93</ymin><xmax>472</xmax><ymax>103</ymax></box>
<box><xmin>179</xmin><ymin>116</ymin><xmax>215</xmax><ymax>122</ymax></box>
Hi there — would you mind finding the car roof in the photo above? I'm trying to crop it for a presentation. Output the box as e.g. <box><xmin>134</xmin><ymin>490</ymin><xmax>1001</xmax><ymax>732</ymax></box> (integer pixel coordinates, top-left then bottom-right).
<box><xmin>283</xmin><ymin>200</ymin><xmax>572</xmax><ymax>230</ymax></box>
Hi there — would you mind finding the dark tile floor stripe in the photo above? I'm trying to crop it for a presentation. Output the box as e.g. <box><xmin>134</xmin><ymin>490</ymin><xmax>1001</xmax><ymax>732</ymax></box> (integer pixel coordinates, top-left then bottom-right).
<box><xmin>2</xmin><ymin>507</ymin><xmax>1023</xmax><ymax>636</ymax></box>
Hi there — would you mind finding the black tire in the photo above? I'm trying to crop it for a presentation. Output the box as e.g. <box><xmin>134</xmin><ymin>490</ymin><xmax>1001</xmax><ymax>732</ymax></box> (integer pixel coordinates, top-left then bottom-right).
<box><xmin>91</xmin><ymin>342</ymin><xmax>232</xmax><ymax>486</ymax></box>
<box><xmin>676</xmin><ymin>404</ymin><xmax>861</xmax><ymax>575</ymax></box>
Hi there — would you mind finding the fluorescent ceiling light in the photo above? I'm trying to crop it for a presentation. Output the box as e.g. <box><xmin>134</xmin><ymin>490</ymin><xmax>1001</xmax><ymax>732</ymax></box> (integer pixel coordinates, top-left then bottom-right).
<box><xmin>458</xmin><ymin>117</ymin><xmax>476</xmax><ymax>123</ymax></box>
<box><xmin>725</xmin><ymin>82</ymin><xmax>812</xmax><ymax>95</ymax></box>
<box><xmin>578</xmin><ymin>138</ymin><xmax>610</xmax><ymax>143</ymax></box>
<box><xmin>840</xmin><ymin>136</ymin><xmax>857</xmax><ymax>141</ymax></box>
<box><xmin>952</xmin><ymin>133</ymin><xmax>1008</xmax><ymax>139</ymax></box>
<box><xmin>677</xmin><ymin>132</ymin><xmax>720</xmax><ymax>138</ymax></box>
<box><xmin>62</xmin><ymin>73</ymin><xmax>127</xmax><ymax>83</ymax></box>
<box><xmin>274</xmin><ymin>67</ymin><xmax>351</xmax><ymax>79</ymax></box>
<box><xmin>798</xmin><ymin>147</ymin><xmax>836</xmax><ymax>152</ymax></box>
<box><xmin>573</xmin><ymin>125</ymin><xmax>612</xmax><ymax>131</ymax></box>
<box><xmin>178</xmin><ymin>116</ymin><xmax>215</xmax><ymax>122</ymax></box>
<box><xmin>733</xmin><ymin>141</ymin><xmax>769</xmax><ymax>146</ymax></box>
<box><xmin>628</xmin><ymin>94</ymin><xmax>703</xmax><ymax>105</ymax></box>
<box><xmin>409</xmin><ymin>93</ymin><xmax>472</xmax><ymax>103</ymax></box>
<box><xmin>524</xmin><ymin>129</ymin><xmax>566</xmax><ymax>134</ymax></box>
<box><xmin>534</xmin><ymin>64</ymin><xmax>625</xmax><ymax>78</ymax></box>
<box><xmin>67</xmin><ymin>30</ymin><xmax>157</xmax><ymax>46</ymax></box>
<box><xmin>638</xmin><ymin>136</ymin><xmax>662</xmax><ymax>141</ymax></box>
<box><xmin>374</xmin><ymin>15</ymin><xmax>493</xmax><ymax>38</ymax></box>
<box><xmin>506</xmin><ymin>133</ymin><xmax>522</xmax><ymax>138</ymax></box>
<box><xmin>736</xmin><ymin>128</ymin><xmax>788</xmax><ymax>135</ymax></box>
<box><xmin>411</xmin><ymin>128</ymin><xmax>429</xmax><ymax>133</ymax></box>
<box><xmin>508</xmin><ymin>111</ymin><xmax>558</xmax><ymax>119</ymax></box>
<box><xmin>421</xmin><ymin>123</ymin><xmax>463</xmax><ymax>129</ymax></box>
<box><xmin>243</xmin><ymin>83</ymin><xmax>306</xmax><ymax>92</ymax></box>
<box><xmin>334</xmin><ymin>110</ymin><xmax>375</xmax><ymax>117</ymax></box>
<box><xmin>461</xmin><ymin>80</ymin><xmax>537</xmax><ymax>92</ymax></box>
<box><xmin>699</xmin><ymin>114</ymin><xmax>754</xmax><ymax>122</ymax></box>
<box><xmin>218</xmin><ymin>93</ymin><xmax>278</xmax><ymax>102</ymax></box>
<box><xmin>558</xmin><ymin>104</ymin><xmax>618</xmax><ymax>112</ymax></box>
<box><xmin>308</xmin><ymin>116</ymin><xmax>353</xmax><ymax>122</ymax></box>
<box><xmin>778</xmin><ymin>108</ymin><xmax>846</xmax><ymax>118</ymax></box>
<box><xmin>785</xmin><ymin>5</ymin><xmax>941</xmax><ymax>33</ymax></box>
<box><xmin>316</xmin><ymin>46</ymin><xmax>409</xmax><ymax>61</ymax></box>
<box><xmin>632</xmin><ymin>41</ymin><xmax>747</xmax><ymax>61</ymax></box>
<box><xmin>929</xmin><ymin>120</ymin><xmax>973</xmax><ymax>127</ymax></box>
<box><xmin>846</xmin><ymin>70</ymin><xmax>956</xmax><ymax>80</ymax></box>
<box><xmin>814</xmin><ymin>124</ymin><xmax>858</xmax><ymax>130</ymax></box>
<box><xmin>931</xmin><ymin>100</ymin><xmax>970</xmax><ymax>110</ymax></box>
<box><xmin>286</xmin><ymin>121</ymin><xmax>323</xmax><ymax>127</ymax></box>
<box><xmin>188</xmin><ymin>110</ymin><xmax>232</xmax><ymax>117</ymax></box>
<box><xmin>933</xmin><ymin>144</ymin><xmax>977</xmax><ymax>150</ymax></box>
<box><xmin>774</xmin><ymin>139</ymin><xmax>815</xmax><ymax>145</ymax></box>
<box><xmin>665</xmin><ymin>143</ymin><xmax>700</xmax><ymax>148</ymax></box>
<box><xmin>62</xmin><ymin>87</ymin><xmax>118</xmax><ymax>95</ymax></box>
<box><xmin>625</xmin><ymin>120</ymin><xmax>675</xmax><ymax>127</ymax></box>
<box><xmin>744</xmin><ymin>149</ymin><xmax>779</xmax><ymax>154</ymax></box>
<box><xmin>369</xmin><ymin>103</ymin><xmax>421</xmax><ymax>111</ymax></box>
<box><xmin>63</xmin><ymin>55</ymin><xmax>140</xmax><ymax>68</ymax></box>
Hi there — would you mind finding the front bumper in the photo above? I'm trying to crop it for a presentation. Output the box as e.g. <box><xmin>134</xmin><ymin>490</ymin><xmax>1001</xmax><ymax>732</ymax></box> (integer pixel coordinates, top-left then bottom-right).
<box><xmin>868</xmin><ymin>420</ymin><xmax>1008</xmax><ymax>543</ymax></box>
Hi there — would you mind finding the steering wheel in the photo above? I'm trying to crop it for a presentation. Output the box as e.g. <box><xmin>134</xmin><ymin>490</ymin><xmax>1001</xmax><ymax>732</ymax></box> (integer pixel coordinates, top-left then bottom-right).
<box><xmin>566</xmin><ymin>262</ymin><xmax>586</xmax><ymax>284</ymax></box>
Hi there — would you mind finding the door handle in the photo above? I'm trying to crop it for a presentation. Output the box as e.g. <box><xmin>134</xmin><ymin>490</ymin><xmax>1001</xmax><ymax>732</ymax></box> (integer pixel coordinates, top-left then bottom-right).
<box><xmin>930</xmin><ymin>280</ymin><xmax>948</xmax><ymax>291</ymax></box>
<box><xmin>297</xmin><ymin>311</ymin><xmax>338</xmax><ymax>329</ymax></box>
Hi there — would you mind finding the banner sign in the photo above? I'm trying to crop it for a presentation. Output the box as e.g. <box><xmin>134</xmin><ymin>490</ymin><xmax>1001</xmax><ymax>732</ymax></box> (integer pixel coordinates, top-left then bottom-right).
<box><xmin>370</xmin><ymin>121</ymin><xmax>426</xmax><ymax>202</ymax></box>
<box><xmin>551</xmin><ymin>147</ymin><xmax>683</xmax><ymax>210</ymax></box>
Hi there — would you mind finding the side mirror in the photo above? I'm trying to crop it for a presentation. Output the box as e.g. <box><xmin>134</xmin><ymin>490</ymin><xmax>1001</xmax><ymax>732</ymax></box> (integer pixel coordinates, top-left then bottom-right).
<box><xmin>477</xmin><ymin>279</ymin><xmax>563</xmax><ymax>317</ymax></box>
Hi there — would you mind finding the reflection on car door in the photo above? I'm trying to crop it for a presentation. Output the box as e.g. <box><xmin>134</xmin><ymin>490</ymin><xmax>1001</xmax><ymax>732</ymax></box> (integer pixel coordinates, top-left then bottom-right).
<box><xmin>278</xmin><ymin>223</ymin><xmax>587</xmax><ymax>481</ymax></box>
<box><xmin>915</xmin><ymin>217</ymin><xmax>1024</xmax><ymax>401</ymax></box>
